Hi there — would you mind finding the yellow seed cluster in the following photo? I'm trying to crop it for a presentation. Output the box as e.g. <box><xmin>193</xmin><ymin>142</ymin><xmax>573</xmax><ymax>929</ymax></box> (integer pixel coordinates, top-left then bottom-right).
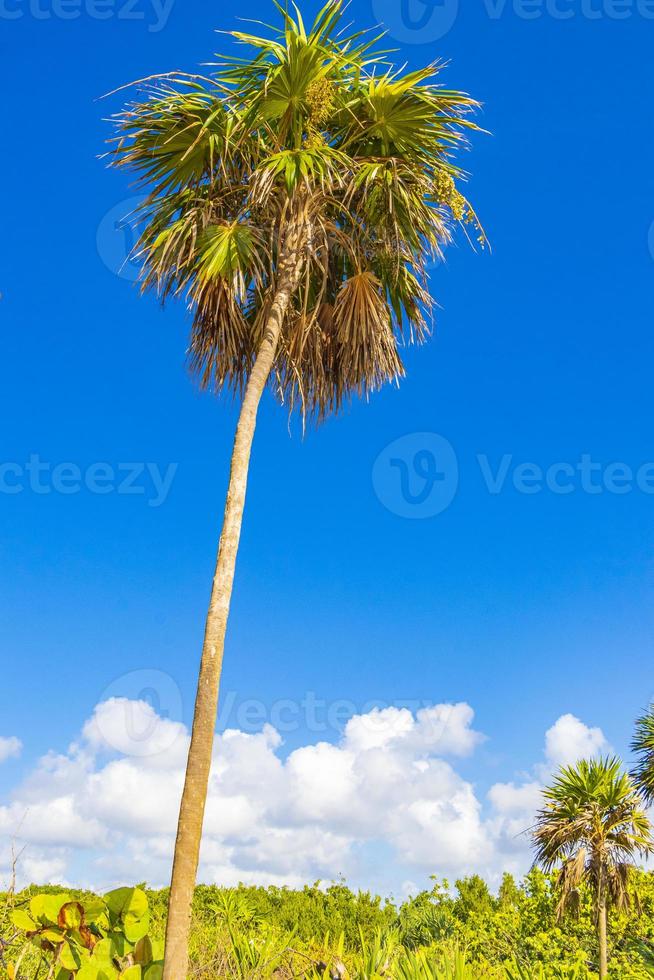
<box><xmin>304</xmin><ymin>130</ymin><xmax>327</xmax><ymax>150</ymax></box>
<box><xmin>434</xmin><ymin>170</ymin><xmax>465</xmax><ymax>218</ymax></box>
<box><xmin>434</xmin><ymin>170</ymin><xmax>487</xmax><ymax>248</ymax></box>
<box><xmin>305</xmin><ymin>77</ymin><xmax>335</xmax><ymax>127</ymax></box>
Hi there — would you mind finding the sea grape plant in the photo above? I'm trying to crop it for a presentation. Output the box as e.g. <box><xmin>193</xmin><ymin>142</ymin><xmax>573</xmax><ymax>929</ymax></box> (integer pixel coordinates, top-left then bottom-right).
<box><xmin>7</xmin><ymin>887</ymin><xmax>162</xmax><ymax>980</ymax></box>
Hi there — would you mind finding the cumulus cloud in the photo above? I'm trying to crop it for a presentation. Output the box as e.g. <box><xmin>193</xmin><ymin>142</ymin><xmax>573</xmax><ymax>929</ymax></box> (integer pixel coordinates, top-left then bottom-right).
<box><xmin>0</xmin><ymin>736</ymin><xmax>22</xmax><ymax>763</ymax></box>
<box><xmin>544</xmin><ymin>713</ymin><xmax>609</xmax><ymax>768</ymax></box>
<box><xmin>82</xmin><ymin>698</ymin><xmax>190</xmax><ymax>767</ymax></box>
<box><xmin>0</xmin><ymin>700</ymin><xmax>608</xmax><ymax>893</ymax></box>
<box><xmin>0</xmin><ymin>797</ymin><xmax>107</xmax><ymax>849</ymax></box>
<box><xmin>0</xmin><ymin>843</ymin><xmax>69</xmax><ymax>889</ymax></box>
<box><xmin>343</xmin><ymin>703</ymin><xmax>485</xmax><ymax>758</ymax></box>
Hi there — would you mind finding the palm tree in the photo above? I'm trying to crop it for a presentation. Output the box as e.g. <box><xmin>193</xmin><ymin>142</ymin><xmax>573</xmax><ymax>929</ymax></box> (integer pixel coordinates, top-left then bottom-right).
<box><xmin>108</xmin><ymin>3</ymin><xmax>482</xmax><ymax>974</ymax></box>
<box><xmin>631</xmin><ymin>704</ymin><xmax>654</xmax><ymax>805</ymax></box>
<box><xmin>532</xmin><ymin>756</ymin><xmax>653</xmax><ymax>979</ymax></box>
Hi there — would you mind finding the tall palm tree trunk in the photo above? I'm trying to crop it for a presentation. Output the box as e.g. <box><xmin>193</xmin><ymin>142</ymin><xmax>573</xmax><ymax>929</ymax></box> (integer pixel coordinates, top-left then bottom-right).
<box><xmin>597</xmin><ymin>874</ymin><xmax>608</xmax><ymax>979</ymax></box>
<box><xmin>162</xmin><ymin>249</ymin><xmax>302</xmax><ymax>979</ymax></box>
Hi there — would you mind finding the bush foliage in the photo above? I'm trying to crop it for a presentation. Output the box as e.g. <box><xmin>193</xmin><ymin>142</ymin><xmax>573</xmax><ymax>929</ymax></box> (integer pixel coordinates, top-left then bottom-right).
<box><xmin>0</xmin><ymin>886</ymin><xmax>162</xmax><ymax>979</ymax></box>
<box><xmin>3</xmin><ymin>869</ymin><xmax>654</xmax><ymax>978</ymax></box>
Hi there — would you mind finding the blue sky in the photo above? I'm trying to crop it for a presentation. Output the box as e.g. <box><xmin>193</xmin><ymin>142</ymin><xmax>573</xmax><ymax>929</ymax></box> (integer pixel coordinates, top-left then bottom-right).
<box><xmin>1</xmin><ymin>0</ymin><xmax>653</xmax><ymax>893</ymax></box>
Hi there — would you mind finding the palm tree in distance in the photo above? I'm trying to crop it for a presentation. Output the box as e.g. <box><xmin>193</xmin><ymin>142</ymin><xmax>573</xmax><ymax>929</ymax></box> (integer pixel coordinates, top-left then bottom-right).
<box><xmin>631</xmin><ymin>704</ymin><xmax>654</xmax><ymax>805</ymax></box>
<box><xmin>108</xmin><ymin>3</ymin><xmax>483</xmax><ymax>974</ymax></box>
<box><xmin>532</xmin><ymin>756</ymin><xmax>653</xmax><ymax>979</ymax></box>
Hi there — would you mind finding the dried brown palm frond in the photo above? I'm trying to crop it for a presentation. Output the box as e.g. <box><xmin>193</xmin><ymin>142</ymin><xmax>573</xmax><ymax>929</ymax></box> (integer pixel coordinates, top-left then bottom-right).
<box><xmin>333</xmin><ymin>270</ymin><xmax>404</xmax><ymax>391</ymax></box>
<box><xmin>188</xmin><ymin>278</ymin><xmax>253</xmax><ymax>393</ymax></box>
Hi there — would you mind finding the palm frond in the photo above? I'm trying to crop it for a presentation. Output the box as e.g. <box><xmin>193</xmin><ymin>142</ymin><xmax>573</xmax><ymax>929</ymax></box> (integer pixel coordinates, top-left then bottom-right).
<box><xmin>107</xmin><ymin>0</ymin><xmax>483</xmax><ymax>422</ymax></box>
<box><xmin>631</xmin><ymin>704</ymin><xmax>654</xmax><ymax>805</ymax></box>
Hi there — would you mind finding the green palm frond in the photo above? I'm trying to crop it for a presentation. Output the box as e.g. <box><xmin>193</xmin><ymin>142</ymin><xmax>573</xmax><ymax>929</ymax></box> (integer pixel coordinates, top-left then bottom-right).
<box><xmin>108</xmin><ymin>0</ymin><xmax>483</xmax><ymax>421</ymax></box>
<box><xmin>195</xmin><ymin>221</ymin><xmax>266</xmax><ymax>295</ymax></box>
<box><xmin>631</xmin><ymin>704</ymin><xmax>654</xmax><ymax>805</ymax></box>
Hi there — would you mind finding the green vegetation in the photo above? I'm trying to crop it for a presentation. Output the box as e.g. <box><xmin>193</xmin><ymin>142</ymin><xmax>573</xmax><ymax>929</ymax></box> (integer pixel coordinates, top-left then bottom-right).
<box><xmin>1</xmin><ymin>887</ymin><xmax>161</xmax><ymax>979</ymax></box>
<box><xmin>4</xmin><ymin>870</ymin><xmax>654</xmax><ymax>978</ymax></box>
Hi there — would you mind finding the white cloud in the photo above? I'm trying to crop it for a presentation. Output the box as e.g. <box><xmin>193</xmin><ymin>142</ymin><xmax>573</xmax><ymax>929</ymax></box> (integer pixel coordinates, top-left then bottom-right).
<box><xmin>342</xmin><ymin>702</ymin><xmax>485</xmax><ymax>757</ymax></box>
<box><xmin>487</xmin><ymin>781</ymin><xmax>542</xmax><ymax>815</ymax></box>
<box><xmin>343</xmin><ymin>706</ymin><xmax>414</xmax><ymax>752</ymax></box>
<box><xmin>0</xmin><ymin>701</ymin><xmax>609</xmax><ymax>894</ymax></box>
<box><xmin>82</xmin><ymin>698</ymin><xmax>189</xmax><ymax>766</ymax></box>
<box><xmin>544</xmin><ymin>713</ymin><xmax>609</xmax><ymax>768</ymax></box>
<box><xmin>0</xmin><ymin>844</ymin><xmax>69</xmax><ymax>889</ymax></box>
<box><xmin>22</xmin><ymin>852</ymin><xmax>69</xmax><ymax>884</ymax></box>
<box><xmin>0</xmin><ymin>797</ymin><xmax>107</xmax><ymax>849</ymax></box>
<box><xmin>0</xmin><ymin>736</ymin><xmax>22</xmax><ymax>763</ymax></box>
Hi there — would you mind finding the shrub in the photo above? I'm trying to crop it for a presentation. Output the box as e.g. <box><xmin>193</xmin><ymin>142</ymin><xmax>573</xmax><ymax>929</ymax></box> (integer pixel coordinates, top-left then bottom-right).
<box><xmin>5</xmin><ymin>887</ymin><xmax>162</xmax><ymax>979</ymax></box>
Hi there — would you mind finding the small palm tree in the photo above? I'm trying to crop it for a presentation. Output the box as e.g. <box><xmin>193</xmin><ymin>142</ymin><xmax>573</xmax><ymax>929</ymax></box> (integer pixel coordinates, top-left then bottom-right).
<box><xmin>108</xmin><ymin>3</ymin><xmax>482</xmax><ymax>975</ymax></box>
<box><xmin>631</xmin><ymin>704</ymin><xmax>654</xmax><ymax>805</ymax></box>
<box><xmin>532</xmin><ymin>757</ymin><xmax>653</xmax><ymax>979</ymax></box>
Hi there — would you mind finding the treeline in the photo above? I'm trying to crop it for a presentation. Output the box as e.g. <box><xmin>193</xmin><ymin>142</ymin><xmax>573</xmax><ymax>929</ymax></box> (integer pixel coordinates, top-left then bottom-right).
<box><xmin>171</xmin><ymin>870</ymin><xmax>654</xmax><ymax>976</ymax></box>
<box><xmin>112</xmin><ymin>868</ymin><xmax>652</xmax><ymax>977</ymax></box>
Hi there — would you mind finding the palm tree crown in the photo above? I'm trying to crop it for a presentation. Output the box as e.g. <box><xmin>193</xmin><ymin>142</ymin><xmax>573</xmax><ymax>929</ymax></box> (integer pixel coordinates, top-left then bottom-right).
<box><xmin>533</xmin><ymin>756</ymin><xmax>652</xmax><ymax>919</ymax></box>
<box><xmin>108</xmin><ymin>0</ymin><xmax>482</xmax><ymax>420</ymax></box>
<box><xmin>532</xmin><ymin>756</ymin><xmax>653</xmax><ymax>977</ymax></box>
<box><xmin>631</xmin><ymin>704</ymin><xmax>654</xmax><ymax>805</ymax></box>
